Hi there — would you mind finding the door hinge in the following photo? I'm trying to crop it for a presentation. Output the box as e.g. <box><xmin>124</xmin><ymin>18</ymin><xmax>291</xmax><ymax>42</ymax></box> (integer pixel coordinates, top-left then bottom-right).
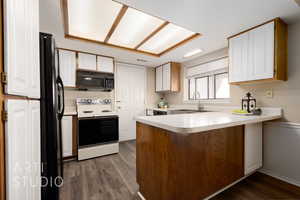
<box><xmin>1</xmin><ymin>72</ymin><xmax>7</xmax><ymax>84</ymax></box>
<box><xmin>2</xmin><ymin>110</ymin><xmax>8</xmax><ymax>121</ymax></box>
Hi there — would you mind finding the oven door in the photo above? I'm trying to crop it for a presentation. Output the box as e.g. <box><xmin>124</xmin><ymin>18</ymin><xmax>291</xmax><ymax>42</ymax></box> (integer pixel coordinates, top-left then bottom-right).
<box><xmin>78</xmin><ymin>116</ymin><xmax>119</xmax><ymax>148</ymax></box>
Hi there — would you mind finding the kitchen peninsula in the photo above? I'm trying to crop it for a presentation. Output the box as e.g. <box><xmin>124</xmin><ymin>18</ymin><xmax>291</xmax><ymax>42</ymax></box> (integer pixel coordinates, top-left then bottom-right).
<box><xmin>135</xmin><ymin>109</ymin><xmax>282</xmax><ymax>200</ymax></box>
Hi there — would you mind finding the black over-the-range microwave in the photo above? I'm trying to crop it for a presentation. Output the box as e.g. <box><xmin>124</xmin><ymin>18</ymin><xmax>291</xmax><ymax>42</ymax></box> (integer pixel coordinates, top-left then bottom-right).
<box><xmin>76</xmin><ymin>70</ymin><xmax>114</xmax><ymax>91</ymax></box>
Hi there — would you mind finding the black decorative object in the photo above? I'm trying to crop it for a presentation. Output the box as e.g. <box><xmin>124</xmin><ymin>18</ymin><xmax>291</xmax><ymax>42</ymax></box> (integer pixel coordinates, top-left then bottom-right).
<box><xmin>242</xmin><ymin>92</ymin><xmax>256</xmax><ymax>113</ymax></box>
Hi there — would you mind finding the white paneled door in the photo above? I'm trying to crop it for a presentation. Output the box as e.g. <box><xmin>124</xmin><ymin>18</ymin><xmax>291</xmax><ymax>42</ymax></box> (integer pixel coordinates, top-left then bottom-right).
<box><xmin>4</xmin><ymin>0</ymin><xmax>40</xmax><ymax>98</ymax></box>
<box><xmin>116</xmin><ymin>63</ymin><xmax>146</xmax><ymax>141</ymax></box>
<box><xmin>5</xmin><ymin>99</ymin><xmax>41</xmax><ymax>200</ymax></box>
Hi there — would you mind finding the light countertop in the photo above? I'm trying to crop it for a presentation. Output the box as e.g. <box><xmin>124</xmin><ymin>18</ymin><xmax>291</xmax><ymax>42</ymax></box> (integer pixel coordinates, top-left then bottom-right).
<box><xmin>135</xmin><ymin>108</ymin><xmax>282</xmax><ymax>134</ymax></box>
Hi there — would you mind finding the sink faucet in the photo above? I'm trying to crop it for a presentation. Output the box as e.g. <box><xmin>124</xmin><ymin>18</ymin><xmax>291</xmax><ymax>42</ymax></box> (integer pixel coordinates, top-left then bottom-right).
<box><xmin>198</xmin><ymin>100</ymin><xmax>204</xmax><ymax>111</ymax></box>
<box><xmin>196</xmin><ymin>92</ymin><xmax>204</xmax><ymax>111</ymax></box>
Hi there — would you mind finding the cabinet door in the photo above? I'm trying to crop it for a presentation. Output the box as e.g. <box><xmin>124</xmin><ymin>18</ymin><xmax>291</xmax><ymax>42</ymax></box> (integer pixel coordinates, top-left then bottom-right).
<box><xmin>4</xmin><ymin>0</ymin><xmax>40</xmax><ymax>98</ymax></box>
<box><xmin>28</xmin><ymin>101</ymin><xmax>41</xmax><ymax>200</ymax></box>
<box><xmin>59</xmin><ymin>50</ymin><xmax>76</xmax><ymax>87</ymax></box>
<box><xmin>155</xmin><ymin>66</ymin><xmax>163</xmax><ymax>92</ymax></box>
<box><xmin>97</xmin><ymin>56</ymin><xmax>114</xmax><ymax>73</ymax></box>
<box><xmin>78</xmin><ymin>53</ymin><xmax>97</xmax><ymax>71</ymax></box>
<box><xmin>244</xmin><ymin>123</ymin><xmax>263</xmax><ymax>175</ymax></box>
<box><xmin>162</xmin><ymin>63</ymin><xmax>171</xmax><ymax>91</ymax></box>
<box><xmin>27</xmin><ymin>0</ymin><xmax>40</xmax><ymax>98</ymax></box>
<box><xmin>62</xmin><ymin>116</ymin><xmax>73</xmax><ymax>157</ymax></box>
<box><xmin>248</xmin><ymin>22</ymin><xmax>274</xmax><ymax>80</ymax></box>
<box><xmin>6</xmin><ymin>100</ymin><xmax>28</xmax><ymax>200</ymax></box>
<box><xmin>5</xmin><ymin>100</ymin><xmax>41</xmax><ymax>200</ymax></box>
<box><xmin>229</xmin><ymin>33</ymin><xmax>249</xmax><ymax>83</ymax></box>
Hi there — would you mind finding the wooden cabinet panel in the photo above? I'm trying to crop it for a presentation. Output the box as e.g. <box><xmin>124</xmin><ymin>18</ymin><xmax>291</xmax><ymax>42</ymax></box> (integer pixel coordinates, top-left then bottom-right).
<box><xmin>4</xmin><ymin>0</ymin><xmax>40</xmax><ymax>98</ymax></box>
<box><xmin>137</xmin><ymin>123</ymin><xmax>244</xmax><ymax>200</ymax></box>
<box><xmin>62</xmin><ymin>116</ymin><xmax>73</xmax><ymax>158</ymax></box>
<box><xmin>244</xmin><ymin>123</ymin><xmax>263</xmax><ymax>175</ymax></box>
<box><xmin>97</xmin><ymin>56</ymin><xmax>114</xmax><ymax>73</ymax></box>
<box><xmin>162</xmin><ymin>63</ymin><xmax>171</xmax><ymax>91</ymax></box>
<box><xmin>59</xmin><ymin>50</ymin><xmax>76</xmax><ymax>87</ymax></box>
<box><xmin>78</xmin><ymin>53</ymin><xmax>97</xmax><ymax>71</ymax></box>
<box><xmin>155</xmin><ymin>66</ymin><xmax>163</xmax><ymax>92</ymax></box>
<box><xmin>5</xmin><ymin>100</ymin><xmax>41</xmax><ymax>200</ymax></box>
<box><xmin>229</xmin><ymin>18</ymin><xmax>287</xmax><ymax>84</ymax></box>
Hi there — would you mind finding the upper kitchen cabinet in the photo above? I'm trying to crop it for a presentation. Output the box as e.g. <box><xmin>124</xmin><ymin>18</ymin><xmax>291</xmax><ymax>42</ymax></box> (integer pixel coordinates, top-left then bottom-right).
<box><xmin>77</xmin><ymin>53</ymin><xmax>97</xmax><ymax>71</ymax></box>
<box><xmin>58</xmin><ymin>49</ymin><xmax>76</xmax><ymax>87</ymax></box>
<box><xmin>155</xmin><ymin>62</ymin><xmax>181</xmax><ymax>92</ymax></box>
<box><xmin>3</xmin><ymin>0</ymin><xmax>40</xmax><ymax>98</ymax></box>
<box><xmin>228</xmin><ymin>18</ymin><xmax>287</xmax><ymax>84</ymax></box>
<box><xmin>97</xmin><ymin>56</ymin><xmax>114</xmax><ymax>73</ymax></box>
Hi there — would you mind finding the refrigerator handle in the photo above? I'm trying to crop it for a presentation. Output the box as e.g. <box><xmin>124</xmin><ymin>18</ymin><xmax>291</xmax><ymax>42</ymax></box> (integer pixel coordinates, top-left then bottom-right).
<box><xmin>57</xmin><ymin>76</ymin><xmax>65</xmax><ymax>119</ymax></box>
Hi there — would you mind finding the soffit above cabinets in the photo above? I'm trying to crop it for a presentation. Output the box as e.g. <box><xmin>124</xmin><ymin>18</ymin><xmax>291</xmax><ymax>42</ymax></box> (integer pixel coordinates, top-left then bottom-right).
<box><xmin>63</xmin><ymin>0</ymin><xmax>201</xmax><ymax>57</ymax></box>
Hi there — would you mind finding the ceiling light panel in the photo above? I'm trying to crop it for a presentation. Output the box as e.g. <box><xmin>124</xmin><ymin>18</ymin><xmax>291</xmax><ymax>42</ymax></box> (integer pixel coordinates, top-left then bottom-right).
<box><xmin>138</xmin><ymin>23</ymin><xmax>196</xmax><ymax>54</ymax></box>
<box><xmin>68</xmin><ymin>0</ymin><xmax>122</xmax><ymax>42</ymax></box>
<box><xmin>108</xmin><ymin>7</ymin><xmax>165</xmax><ymax>48</ymax></box>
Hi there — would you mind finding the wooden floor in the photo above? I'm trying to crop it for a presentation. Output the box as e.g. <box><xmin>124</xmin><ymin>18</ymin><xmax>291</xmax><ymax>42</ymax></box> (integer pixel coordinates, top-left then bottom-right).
<box><xmin>60</xmin><ymin>140</ymin><xmax>300</xmax><ymax>200</ymax></box>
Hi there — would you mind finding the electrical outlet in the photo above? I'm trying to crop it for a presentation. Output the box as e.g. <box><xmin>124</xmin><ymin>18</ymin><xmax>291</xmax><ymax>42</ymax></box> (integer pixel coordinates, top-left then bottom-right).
<box><xmin>266</xmin><ymin>89</ymin><xmax>273</xmax><ymax>98</ymax></box>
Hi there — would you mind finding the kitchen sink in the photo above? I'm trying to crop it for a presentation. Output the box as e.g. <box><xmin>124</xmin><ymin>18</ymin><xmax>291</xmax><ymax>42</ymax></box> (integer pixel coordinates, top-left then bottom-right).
<box><xmin>168</xmin><ymin>109</ymin><xmax>211</xmax><ymax>115</ymax></box>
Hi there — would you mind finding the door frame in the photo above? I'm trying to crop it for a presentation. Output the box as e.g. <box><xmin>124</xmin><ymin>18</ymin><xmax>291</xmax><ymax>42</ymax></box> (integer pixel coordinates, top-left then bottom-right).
<box><xmin>1</xmin><ymin>0</ymin><xmax>6</xmax><ymax>199</ymax></box>
<box><xmin>115</xmin><ymin>62</ymin><xmax>147</xmax><ymax>141</ymax></box>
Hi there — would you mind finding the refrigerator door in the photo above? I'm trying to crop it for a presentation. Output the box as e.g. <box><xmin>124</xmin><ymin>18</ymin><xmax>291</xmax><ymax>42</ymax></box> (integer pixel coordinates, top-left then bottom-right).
<box><xmin>40</xmin><ymin>33</ymin><xmax>63</xmax><ymax>200</ymax></box>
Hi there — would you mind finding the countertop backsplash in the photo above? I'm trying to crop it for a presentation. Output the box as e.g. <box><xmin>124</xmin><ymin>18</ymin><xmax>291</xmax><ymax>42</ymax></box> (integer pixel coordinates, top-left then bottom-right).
<box><xmin>64</xmin><ymin>89</ymin><xmax>114</xmax><ymax>112</ymax></box>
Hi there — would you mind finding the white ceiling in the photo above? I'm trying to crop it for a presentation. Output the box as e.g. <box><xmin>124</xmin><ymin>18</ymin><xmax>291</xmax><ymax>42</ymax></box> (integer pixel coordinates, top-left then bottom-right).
<box><xmin>40</xmin><ymin>0</ymin><xmax>300</xmax><ymax>67</ymax></box>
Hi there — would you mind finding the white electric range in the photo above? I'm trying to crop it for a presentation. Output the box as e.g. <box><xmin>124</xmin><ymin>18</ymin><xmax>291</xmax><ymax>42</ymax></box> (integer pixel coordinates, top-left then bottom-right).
<box><xmin>76</xmin><ymin>98</ymin><xmax>119</xmax><ymax>160</ymax></box>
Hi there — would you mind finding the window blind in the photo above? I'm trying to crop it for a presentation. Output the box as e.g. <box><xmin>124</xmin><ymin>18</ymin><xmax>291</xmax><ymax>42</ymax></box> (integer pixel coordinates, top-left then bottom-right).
<box><xmin>185</xmin><ymin>57</ymin><xmax>228</xmax><ymax>78</ymax></box>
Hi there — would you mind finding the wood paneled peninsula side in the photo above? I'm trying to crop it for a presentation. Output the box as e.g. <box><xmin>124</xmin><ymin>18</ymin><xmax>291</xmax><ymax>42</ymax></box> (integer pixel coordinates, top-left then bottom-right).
<box><xmin>135</xmin><ymin>110</ymin><xmax>281</xmax><ymax>200</ymax></box>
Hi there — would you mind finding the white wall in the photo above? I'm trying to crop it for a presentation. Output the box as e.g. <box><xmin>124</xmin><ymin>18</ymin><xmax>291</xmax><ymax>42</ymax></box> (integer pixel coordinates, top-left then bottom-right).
<box><xmin>261</xmin><ymin>122</ymin><xmax>300</xmax><ymax>187</ymax></box>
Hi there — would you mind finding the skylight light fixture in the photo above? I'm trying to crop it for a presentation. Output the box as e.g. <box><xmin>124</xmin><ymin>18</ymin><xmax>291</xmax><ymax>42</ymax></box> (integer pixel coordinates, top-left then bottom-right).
<box><xmin>184</xmin><ymin>49</ymin><xmax>203</xmax><ymax>58</ymax></box>
<box><xmin>63</xmin><ymin>0</ymin><xmax>201</xmax><ymax>56</ymax></box>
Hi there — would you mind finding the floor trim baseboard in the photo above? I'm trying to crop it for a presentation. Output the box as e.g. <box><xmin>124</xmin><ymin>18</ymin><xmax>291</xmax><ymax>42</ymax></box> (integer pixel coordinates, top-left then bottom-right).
<box><xmin>259</xmin><ymin>168</ymin><xmax>300</xmax><ymax>188</ymax></box>
<box><xmin>137</xmin><ymin>192</ymin><xmax>146</xmax><ymax>200</ymax></box>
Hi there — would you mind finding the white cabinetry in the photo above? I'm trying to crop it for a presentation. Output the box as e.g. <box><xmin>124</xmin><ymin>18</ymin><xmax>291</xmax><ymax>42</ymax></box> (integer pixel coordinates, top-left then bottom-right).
<box><xmin>62</xmin><ymin>116</ymin><xmax>73</xmax><ymax>158</ymax></box>
<box><xmin>229</xmin><ymin>22</ymin><xmax>274</xmax><ymax>83</ymax></box>
<box><xmin>78</xmin><ymin>53</ymin><xmax>97</xmax><ymax>71</ymax></box>
<box><xmin>97</xmin><ymin>56</ymin><xmax>114</xmax><ymax>73</ymax></box>
<box><xmin>244</xmin><ymin>123</ymin><xmax>263</xmax><ymax>175</ymax></box>
<box><xmin>155</xmin><ymin>66</ymin><xmax>163</xmax><ymax>92</ymax></box>
<box><xmin>59</xmin><ymin>50</ymin><xmax>76</xmax><ymax>87</ymax></box>
<box><xmin>162</xmin><ymin>63</ymin><xmax>171</xmax><ymax>91</ymax></box>
<box><xmin>248</xmin><ymin>22</ymin><xmax>274</xmax><ymax>80</ymax></box>
<box><xmin>4</xmin><ymin>0</ymin><xmax>40</xmax><ymax>98</ymax></box>
<box><xmin>229</xmin><ymin>19</ymin><xmax>287</xmax><ymax>84</ymax></box>
<box><xmin>155</xmin><ymin>62</ymin><xmax>180</xmax><ymax>92</ymax></box>
<box><xmin>229</xmin><ymin>33</ymin><xmax>249</xmax><ymax>83</ymax></box>
<box><xmin>5</xmin><ymin>100</ymin><xmax>41</xmax><ymax>200</ymax></box>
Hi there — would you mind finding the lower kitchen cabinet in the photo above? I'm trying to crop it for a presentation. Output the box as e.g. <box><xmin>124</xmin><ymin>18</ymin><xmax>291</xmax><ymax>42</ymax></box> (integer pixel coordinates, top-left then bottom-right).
<box><xmin>62</xmin><ymin>115</ymin><xmax>77</xmax><ymax>158</ymax></box>
<box><xmin>244</xmin><ymin>123</ymin><xmax>263</xmax><ymax>175</ymax></box>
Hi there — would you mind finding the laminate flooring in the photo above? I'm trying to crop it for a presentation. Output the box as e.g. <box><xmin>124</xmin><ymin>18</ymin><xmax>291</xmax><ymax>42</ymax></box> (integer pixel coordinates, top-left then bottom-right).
<box><xmin>60</xmin><ymin>140</ymin><xmax>300</xmax><ymax>200</ymax></box>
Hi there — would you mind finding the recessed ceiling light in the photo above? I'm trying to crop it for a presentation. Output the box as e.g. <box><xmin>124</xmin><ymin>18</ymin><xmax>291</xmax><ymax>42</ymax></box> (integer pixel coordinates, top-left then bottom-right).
<box><xmin>184</xmin><ymin>49</ymin><xmax>203</xmax><ymax>58</ymax></box>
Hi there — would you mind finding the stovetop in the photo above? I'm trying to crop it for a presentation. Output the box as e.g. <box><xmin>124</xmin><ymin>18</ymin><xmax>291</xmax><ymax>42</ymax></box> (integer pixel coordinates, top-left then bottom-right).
<box><xmin>76</xmin><ymin>98</ymin><xmax>118</xmax><ymax>118</ymax></box>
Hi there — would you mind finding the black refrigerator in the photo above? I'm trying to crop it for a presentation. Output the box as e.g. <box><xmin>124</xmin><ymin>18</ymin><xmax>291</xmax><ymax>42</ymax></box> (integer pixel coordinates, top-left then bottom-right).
<box><xmin>40</xmin><ymin>32</ymin><xmax>65</xmax><ymax>200</ymax></box>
